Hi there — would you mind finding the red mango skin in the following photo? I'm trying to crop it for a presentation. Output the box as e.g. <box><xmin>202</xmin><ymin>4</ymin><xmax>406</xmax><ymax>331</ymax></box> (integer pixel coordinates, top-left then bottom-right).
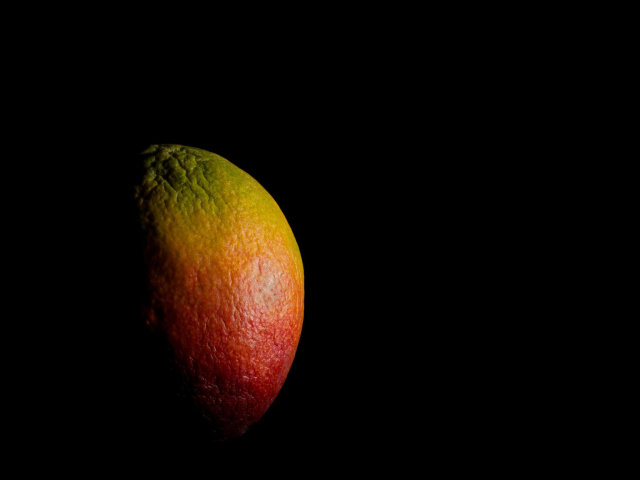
<box><xmin>135</xmin><ymin>144</ymin><xmax>304</xmax><ymax>440</ymax></box>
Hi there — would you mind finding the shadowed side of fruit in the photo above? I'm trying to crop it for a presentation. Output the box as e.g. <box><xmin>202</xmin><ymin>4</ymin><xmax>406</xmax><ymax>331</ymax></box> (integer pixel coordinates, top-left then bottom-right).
<box><xmin>133</xmin><ymin>144</ymin><xmax>304</xmax><ymax>440</ymax></box>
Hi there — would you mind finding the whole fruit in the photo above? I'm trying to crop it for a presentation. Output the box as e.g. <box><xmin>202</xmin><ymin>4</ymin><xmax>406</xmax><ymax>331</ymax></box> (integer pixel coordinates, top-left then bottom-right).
<box><xmin>134</xmin><ymin>144</ymin><xmax>304</xmax><ymax>440</ymax></box>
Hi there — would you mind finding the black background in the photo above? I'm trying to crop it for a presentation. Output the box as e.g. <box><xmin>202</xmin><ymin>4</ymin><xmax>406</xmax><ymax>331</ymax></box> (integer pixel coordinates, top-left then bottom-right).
<box><xmin>23</xmin><ymin>57</ymin><xmax>531</xmax><ymax>468</ymax></box>
<box><xmin>7</xmin><ymin>12</ymin><xmax>588</xmax><ymax>470</ymax></box>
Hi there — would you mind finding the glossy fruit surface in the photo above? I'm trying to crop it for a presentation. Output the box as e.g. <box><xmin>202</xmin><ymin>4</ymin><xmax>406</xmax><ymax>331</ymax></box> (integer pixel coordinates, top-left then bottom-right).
<box><xmin>134</xmin><ymin>144</ymin><xmax>304</xmax><ymax>440</ymax></box>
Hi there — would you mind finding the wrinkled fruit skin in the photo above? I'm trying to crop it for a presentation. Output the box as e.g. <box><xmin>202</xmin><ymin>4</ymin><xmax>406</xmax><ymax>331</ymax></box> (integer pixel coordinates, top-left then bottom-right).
<box><xmin>135</xmin><ymin>144</ymin><xmax>304</xmax><ymax>440</ymax></box>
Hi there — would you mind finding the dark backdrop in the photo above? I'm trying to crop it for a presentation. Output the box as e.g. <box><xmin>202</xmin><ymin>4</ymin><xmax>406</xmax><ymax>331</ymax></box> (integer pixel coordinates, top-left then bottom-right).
<box><xmin>7</xmin><ymin>12</ymin><xmax>567</xmax><ymax>472</ymax></box>
<box><xmin>31</xmin><ymin>73</ymin><xmax>521</xmax><ymax>469</ymax></box>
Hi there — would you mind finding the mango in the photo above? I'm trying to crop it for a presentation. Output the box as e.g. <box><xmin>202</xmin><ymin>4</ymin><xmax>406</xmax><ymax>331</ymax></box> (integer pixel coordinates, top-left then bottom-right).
<box><xmin>134</xmin><ymin>144</ymin><xmax>304</xmax><ymax>440</ymax></box>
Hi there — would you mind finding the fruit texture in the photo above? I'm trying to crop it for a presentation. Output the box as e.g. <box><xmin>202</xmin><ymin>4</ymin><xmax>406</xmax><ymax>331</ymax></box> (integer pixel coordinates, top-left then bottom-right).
<box><xmin>134</xmin><ymin>144</ymin><xmax>304</xmax><ymax>439</ymax></box>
